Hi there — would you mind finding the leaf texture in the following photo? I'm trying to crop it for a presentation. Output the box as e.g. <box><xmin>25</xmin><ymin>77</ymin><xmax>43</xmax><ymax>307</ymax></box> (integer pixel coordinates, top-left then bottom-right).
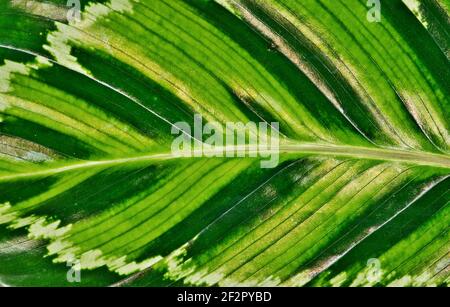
<box><xmin>0</xmin><ymin>0</ymin><xmax>449</xmax><ymax>287</ymax></box>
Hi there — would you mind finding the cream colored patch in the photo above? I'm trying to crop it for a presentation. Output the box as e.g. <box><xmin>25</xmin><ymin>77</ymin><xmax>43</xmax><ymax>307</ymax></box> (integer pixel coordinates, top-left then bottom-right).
<box><xmin>164</xmin><ymin>242</ymin><xmax>191</xmax><ymax>276</ymax></box>
<box><xmin>9</xmin><ymin>215</ymin><xmax>39</xmax><ymax>229</ymax></box>
<box><xmin>29</xmin><ymin>56</ymin><xmax>53</xmax><ymax>70</ymax></box>
<box><xmin>28</xmin><ymin>218</ymin><xmax>72</xmax><ymax>239</ymax></box>
<box><xmin>63</xmin><ymin>0</ymin><xmax>133</xmax><ymax>27</ymax></box>
<box><xmin>285</xmin><ymin>271</ymin><xmax>311</xmax><ymax>287</ymax></box>
<box><xmin>0</xmin><ymin>202</ymin><xmax>17</xmax><ymax>224</ymax></box>
<box><xmin>0</xmin><ymin>57</ymin><xmax>54</xmax><ymax>98</ymax></box>
<box><xmin>44</xmin><ymin>27</ymin><xmax>90</xmax><ymax>75</ymax></box>
<box><xmin>12</xmin><ymin>0</ymin><xmax>67</xmax><ymax>21</ymax></box>
<box><xmin>0</xmin><ymin>202</ymin><xmax>76</xmax><ymax>264</ymax></box>
<box><xmin>350</xmin><ymin>270</ymin><xmax>373</xmax><ymax>287</ymax></box>
<box><xmin>0</xmin><ymin>60</ymin><xmax>29</xmax><ymax>93</ymax></box>
<box><xmin>50</xmin><ymin>240</ymin><xmax>163</xmax><ymax>274</ymax></box>
<box><xmin>0</xmin><ymin>235</ymin><xmax>41</xmax><ymax>253</ymax></box>
<box><xmin>161</xmin><ymin>240</ymin><xmax>226</xmax><ymax>286</ymax></box>
<box><xmin>388</xmin><ymin>258</ymin><xmax>449</xmax><ymax>287</ymax></box>
<box><xmin>79</xmin><ymin>250</ymin><xmax>106</xmax><ymax>269</ymax></box>
<box><xmin>114</xmin><ymin>256</ymin><xmax>164</xmax><ymax>276</ymax></box>
<box><xmin>47</xmin><ymin>238</ymin><xmax>75</xmax><ymax>257</ymax></box>
<box><xmin>189</xmin><ymin>271</ymin><xmax>226</xmax><ymax>287</ymax></box>
<box><xmin>330</xmin><ymin>272</ymin><xmax>348</xmax><ymax>287</ymax></box>
<box><xmin>0</xmin><ymin>202</ymin><xmax>12</xmax><ymax>215</ymax></box>
<box><xmin>388</xmin><ymin>275</ymin><xmax>412</xmax><ymax>287</ymax></box>
<box><xmin>41</xmin><ymin>0</ymin><xmax>225</xmax><ymax>132</ymax></box>
<box><xmin>0</xmin><ymin>135</ymin><xmax>58</xmax><ymax>162</ymax></box>
<box><xmin>258</xmin><ymin>276</ymin><xmax>282</xmax><ymax>287</ymax></box>
<box><xmin>109</xmin><ymin>0</ymin><xmax>134</xmax><ymax>13</ymax></box>
<box><xmin>43</xmin><ymin>0</ymin><xmax>127</xmax><ymax>74</ymax></box>
<box><xmin>22</xmin><ymin>151</ymin><xmax>52</xmax><ymax>162</ymax></box>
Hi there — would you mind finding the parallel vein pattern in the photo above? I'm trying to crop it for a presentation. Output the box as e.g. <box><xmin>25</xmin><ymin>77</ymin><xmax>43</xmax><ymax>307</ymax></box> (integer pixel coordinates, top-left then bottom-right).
<box><xmin>0</xmin><ymin>0</ymin><xmax>448</xmax><ymax>287</ymax></box>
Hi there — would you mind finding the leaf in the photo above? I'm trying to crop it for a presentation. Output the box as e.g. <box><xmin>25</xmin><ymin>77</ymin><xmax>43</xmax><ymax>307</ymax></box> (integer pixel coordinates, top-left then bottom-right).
<box><xmin>0</xmin><ymin>0</ymin><xmax>449</xmax><ymax>287</ymax></box>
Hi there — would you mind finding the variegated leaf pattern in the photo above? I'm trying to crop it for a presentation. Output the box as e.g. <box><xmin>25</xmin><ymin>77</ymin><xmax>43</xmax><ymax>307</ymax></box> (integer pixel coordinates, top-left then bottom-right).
<box><xmin>0</xmin><ymin>0</ymin><xmax>449</xmax><ymax>287</ymax></box>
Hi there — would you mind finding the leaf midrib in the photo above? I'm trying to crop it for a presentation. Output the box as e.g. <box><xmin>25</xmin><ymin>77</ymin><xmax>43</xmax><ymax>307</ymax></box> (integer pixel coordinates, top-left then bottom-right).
<box><xmin>1</xmin><ymin>143</ymin><xmax>450</xmax><ymax>182</ymax></box>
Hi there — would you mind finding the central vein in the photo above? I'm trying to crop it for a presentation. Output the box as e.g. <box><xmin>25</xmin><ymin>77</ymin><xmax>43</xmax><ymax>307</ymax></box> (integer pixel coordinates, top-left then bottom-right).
<box><xmin>1</xmin><ymin>143</ymin><xmax>449</xmax><ymax>182</ymax></box>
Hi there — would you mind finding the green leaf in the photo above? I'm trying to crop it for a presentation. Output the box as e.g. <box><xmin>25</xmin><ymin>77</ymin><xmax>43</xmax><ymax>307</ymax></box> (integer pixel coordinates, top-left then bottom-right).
<box><xmin>0</xmin><ymin>0</ymin><xmax>449</xmax><ymax>287</ymax></box>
